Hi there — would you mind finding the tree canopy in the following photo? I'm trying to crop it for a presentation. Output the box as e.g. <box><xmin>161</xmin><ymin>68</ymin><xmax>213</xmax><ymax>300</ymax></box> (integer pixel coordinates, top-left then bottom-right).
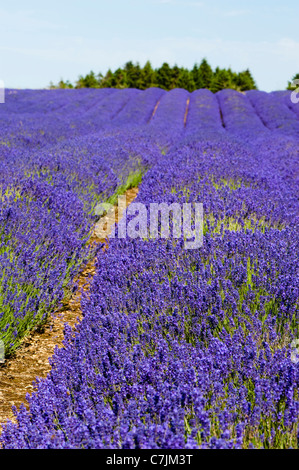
<box><xmin>50</xmin><ymin>59</ymin><xmax>258</xmax><ymax>92</ymax></box>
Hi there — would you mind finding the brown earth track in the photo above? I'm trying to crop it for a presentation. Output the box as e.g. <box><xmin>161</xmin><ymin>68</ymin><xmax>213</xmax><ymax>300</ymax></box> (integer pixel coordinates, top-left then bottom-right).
<box><xmin>0</xmin><ymin>187</ymin><xmax>138</xmax><ymax>431</ymax></box>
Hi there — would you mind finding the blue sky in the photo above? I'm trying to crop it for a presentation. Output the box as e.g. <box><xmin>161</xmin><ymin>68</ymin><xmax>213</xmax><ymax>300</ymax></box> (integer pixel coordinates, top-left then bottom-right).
<box><xmin>0</xmin><ymin>0</ymin><xmax>298</xmax><ymax>91</ymax></box>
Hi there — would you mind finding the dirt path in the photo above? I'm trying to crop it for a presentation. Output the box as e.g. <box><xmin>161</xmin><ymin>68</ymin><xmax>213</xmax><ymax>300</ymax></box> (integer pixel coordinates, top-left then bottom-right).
<box><xmin>0</xmin><ymin>187</ymin><xmax>138</xmax><ymax>430</ymax></box>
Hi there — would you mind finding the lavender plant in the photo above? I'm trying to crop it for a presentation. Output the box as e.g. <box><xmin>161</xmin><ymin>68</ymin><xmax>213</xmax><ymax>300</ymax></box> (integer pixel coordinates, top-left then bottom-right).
<box><xmin>0</xmin><ymin>88</ymin><xmax>298</xmax><ymax>449</ymax></box>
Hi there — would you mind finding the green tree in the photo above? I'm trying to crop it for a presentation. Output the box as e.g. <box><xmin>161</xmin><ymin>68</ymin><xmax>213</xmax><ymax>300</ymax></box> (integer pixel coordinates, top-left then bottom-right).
<box><xmin>110</xmin><ymin>68</ymin><xmax>127</xmax><ymax>88</ymax></box>
<box><xmin>57</xmin><ymin>79</ymin><xmax>73</xmax><ymax>89</ymax></box>
<box><xmin>50</xmin><ymin>59</ymin><xmax>258</xmax><ymax>92</ymax></box>
<box><xmin>191</xmin><ymin>63</ymin><xmax>200</xmax><ymax>88</ymax></box>
<box><xmin>233</xmin><ymin>69</ymin><xmax>257</xmax><ymax>91</ymax></box>
<box><xmin>176</xmin><ymin>68</ymin><xmax>195</xmax><ymax>92</ymax></box>
<box><xmin>98</xmin><ymin>69</ymin><xmax>114</xmax><ymax>88</ymax></box>
<box><xmin>75</xmin><ymin>71</ymin><xmax>99</xmax><ymax>88</ymax></box>
<box><xmin>171</xmin><ymin>64</ymin><xmax>182</xmax><ymax>89</ymax></box>
<box><xmin>139</xmin><ymin>61</ymin><xmax>155</xmax><ymax>89</ymax></box>
<box><xmin>287</xmin><ymin>73</ymin><xmax>299</xmax><ymax>90</ymax></box>
<box><xmin>124</xmin><ymin>61</ymin><xmax>141</xmax><ymax>88</ymax></box>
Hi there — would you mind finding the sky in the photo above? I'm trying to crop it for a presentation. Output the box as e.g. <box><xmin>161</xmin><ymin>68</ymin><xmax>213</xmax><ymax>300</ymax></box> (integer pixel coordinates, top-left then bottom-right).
<box><xmin>0</xmin><ymin>0</ymin><xmax>298</xmax><ymax>92</ymax></box>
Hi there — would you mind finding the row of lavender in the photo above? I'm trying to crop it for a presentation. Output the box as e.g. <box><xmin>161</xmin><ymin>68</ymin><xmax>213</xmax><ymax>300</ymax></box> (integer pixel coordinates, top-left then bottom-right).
<box><xmin>0</xmin><ymin>88</ymin><xmax>298</xmax><ymax>448</ymax></box>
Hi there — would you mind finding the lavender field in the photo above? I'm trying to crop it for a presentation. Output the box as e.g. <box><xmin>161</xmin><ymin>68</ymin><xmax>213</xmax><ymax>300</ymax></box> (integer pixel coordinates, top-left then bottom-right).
<box><xmin>0</xmin><ymin>87</ymin><xmax>298</xmax><ymax>449</ymax></box>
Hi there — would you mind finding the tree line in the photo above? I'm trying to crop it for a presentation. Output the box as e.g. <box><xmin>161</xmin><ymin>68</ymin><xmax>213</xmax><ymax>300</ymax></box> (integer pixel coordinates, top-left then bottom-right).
<box><xmin>49</xmin><ymin>59</ymin><xmax>258</xmax><ymax>93</ymax></box>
